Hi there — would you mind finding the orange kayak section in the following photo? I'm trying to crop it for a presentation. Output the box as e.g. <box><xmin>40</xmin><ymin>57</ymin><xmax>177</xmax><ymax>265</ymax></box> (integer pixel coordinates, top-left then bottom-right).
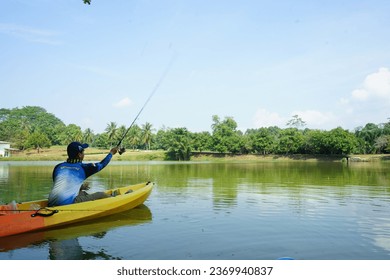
<box><xmin>0</xmin><ymin>182</ymin><xmax>153</xmax><ymax>238</ymax></box>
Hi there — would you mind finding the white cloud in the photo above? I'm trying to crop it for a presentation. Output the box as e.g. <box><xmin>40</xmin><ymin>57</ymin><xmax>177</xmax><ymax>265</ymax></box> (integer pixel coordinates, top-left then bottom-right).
<box><xmin>113</xmin><ymin>97</ymin><xmax>132</xmax><ymax>108</ymax></box>
<box><xmin>337</xmin><ymin>98</ymin><xmax>354</xmax><ymax>114</ymax></box>
<box><xmin>364</xmin><ymin>67</ymin><xmax>390</xmax><ymax>99</ymax></box>
<box><xmin>351</xmin><ymin>89</ymin><xmax>369</xmax><ymax>101</ymax></box>
<box><xmin>0</xmin><ymin>23</ymin><xmax>61</xmax><ymax>45</ymax></box>
<box><xmin>352</xmin><ymin>67</ymin><xmax>390</xmax><ymax>102</ymax></box>
<box><xmin>253</xmin><ymin>108</ymin><xmax>286</xmax><ymax>128</ymax></box>
<box><xmin>253</xmin><ymin>108</ymin><xmax>338</xmax><ymax>129</ymax></box>
<box><xmin>335</xmin><ymin>67</ymin><xmax>390</xmax><ymax>128</ymax></box>
<box><xmin>338</xmin><ymin>97</ymin><xmax>350</xmax><ymax>105</ymax></box>
<box><xmin>292</xmin><ymin>110</ymin><xmax>337</xmax><ymax>129</ymax></box>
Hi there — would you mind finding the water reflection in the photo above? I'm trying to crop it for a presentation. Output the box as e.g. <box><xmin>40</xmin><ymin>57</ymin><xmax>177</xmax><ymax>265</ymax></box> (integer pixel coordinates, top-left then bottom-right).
<box><xmin>0</xmin><ymin>164</ymin><xmax>9</xmax><ymax>205</ymax></box>
<box><xmin>0</xmin><ymin>164</ymin><xmax>9</xmax><ymax>184</ymax></box>
<box><xmin>49</xmin><ymin>238</ymin><xmax>84</xmax><ymax>260</ymax></box>
<box><xmin>48</xmin><ymin>232</ymin><xmax>124</xmax><ymax>260</ymax></box>
<box><xmin>0</xmin><ymin>162</ymin><xmax>52</xmax><ymax>203</ymax></box>
<box><xmin>2</xmin><ymin>161</ymin><xmax>390</xmax><ymax>259</ymax></box>
<box><xmin>356</xmin><ymin>202</ymin><xmax>390</xmax><ymax>254</ymax></box>
<box><xmin>0</xmin><ymin>205</ymin><xmax>152</xmax><ymax>259</ymax></box>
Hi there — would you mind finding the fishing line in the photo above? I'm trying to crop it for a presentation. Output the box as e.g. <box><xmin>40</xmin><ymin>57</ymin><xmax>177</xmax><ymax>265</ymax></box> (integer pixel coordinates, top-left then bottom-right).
<box><xmin>116</xmin><ymin>53</ymin><xmax>177</xmax><ymax>153</ymax></box>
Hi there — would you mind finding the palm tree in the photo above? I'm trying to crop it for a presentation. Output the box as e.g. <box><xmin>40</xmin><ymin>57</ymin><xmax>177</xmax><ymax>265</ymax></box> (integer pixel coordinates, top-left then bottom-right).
<box><xmin>116</xmin><ymin>125</ymin><xmax>127</xmax><ymax>147</ymax></box>
<box><xmin>60</xmin><ymin>124</ymin><xmax>83</xmax><ymax>144</ymax></box>
<box><xmin>141</xmin><ymin>122</ymin><xmax>153</xmax><ymax>150</ymax></box>
<box><xmin>105</xmin><ymin>122</ymin><xmax>118</xmax><ymax>147</ymax></box>
<box><xmin>128</xmin><ymin>125</ymin><xmax>141</xmax><ymax>150</ymax></box>
<box><xmin>83</xmin><ymin>128</ymin><xmax>94</xmax><ymax>144</ymax></box>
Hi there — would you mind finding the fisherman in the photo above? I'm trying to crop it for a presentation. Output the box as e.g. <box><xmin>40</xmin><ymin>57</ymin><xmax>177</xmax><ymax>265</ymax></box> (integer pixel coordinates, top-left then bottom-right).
<box><xmin>48</xmin><ymin>142</ymin><xmax>118</xmax><ymax>207</ymax></box>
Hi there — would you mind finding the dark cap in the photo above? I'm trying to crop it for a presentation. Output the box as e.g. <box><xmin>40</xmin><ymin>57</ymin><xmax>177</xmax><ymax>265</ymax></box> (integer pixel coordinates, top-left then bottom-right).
<box><xmin>67</xmin><ymin>142</ymin><xmax>89</xmax><ymax>159</ymax></box>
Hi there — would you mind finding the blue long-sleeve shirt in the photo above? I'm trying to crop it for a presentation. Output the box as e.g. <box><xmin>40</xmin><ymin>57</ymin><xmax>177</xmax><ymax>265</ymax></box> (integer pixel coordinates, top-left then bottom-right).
<box><xmin>48</xmin><ymin>153</ymin><xmax>113</xmax><ymax>206</ymax></box>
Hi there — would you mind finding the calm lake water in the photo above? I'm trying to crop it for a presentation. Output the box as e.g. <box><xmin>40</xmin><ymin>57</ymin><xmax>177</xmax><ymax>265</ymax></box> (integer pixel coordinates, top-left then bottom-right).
<box><xmin>0</xmin><ymin>160</ymin><xmax>389</xmax><ymax>260</ymax></box>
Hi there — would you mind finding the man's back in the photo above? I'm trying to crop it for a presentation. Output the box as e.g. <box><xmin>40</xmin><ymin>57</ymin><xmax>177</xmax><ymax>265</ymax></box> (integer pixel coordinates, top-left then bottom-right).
<box><xmin>48</xmin><ymin>162</ymin><xmax>86</xmax><ymax>206</ymax></box>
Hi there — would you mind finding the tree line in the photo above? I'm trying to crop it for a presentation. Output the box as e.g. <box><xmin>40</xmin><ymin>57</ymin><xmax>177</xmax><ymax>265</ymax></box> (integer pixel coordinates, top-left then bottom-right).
<box><xmin>0</xmin><ymin>106</ymin><xmax>389</xmax><ymax>160</ymax></box>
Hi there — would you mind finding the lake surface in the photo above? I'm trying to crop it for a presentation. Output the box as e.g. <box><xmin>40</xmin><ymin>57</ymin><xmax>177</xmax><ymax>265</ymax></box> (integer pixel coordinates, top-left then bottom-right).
<box><xmin>0</xmin><ymin>160</ymin><xmax>389</xmax><ymax>260</ymax></box>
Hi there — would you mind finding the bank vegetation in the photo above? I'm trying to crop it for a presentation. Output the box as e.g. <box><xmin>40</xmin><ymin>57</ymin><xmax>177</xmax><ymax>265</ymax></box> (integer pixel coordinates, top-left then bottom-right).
<box><xmin>1</xmin><ymin>106</ymin><xmax>389</xmax><ymax>161</ymax></box>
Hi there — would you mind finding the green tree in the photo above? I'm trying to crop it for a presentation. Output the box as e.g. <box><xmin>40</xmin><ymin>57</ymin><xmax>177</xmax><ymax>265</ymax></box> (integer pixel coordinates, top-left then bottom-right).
<box><xmin>141</xmin><ymin>122</ymin><xmax>153</xmax><ymax>150</ymax></box>
<box><xmin>59</xmin><ymin>124</ymin><xmax>83</xmax><ymax>144</ymax></box>
<box><xmin>83</xmin><ymin>128</ymin><xmax>94</xmax><ymax>144</ymax></box>
<box><xmin>374</xmin><ymin>135</ymin><xmax>390</xmax><ymax>153</ymax></box>
<box><xmin>128</xmin><ymin>125</ymin><xmax>142</xmax><ymax>150</ymax></box>
<box><xmin>115</xmin><ymin>125</ymin><xmax>127</xmax><ymax>147</ymax></box>
<box><xmin>192</xmin><ymin>131</ymin><xmax>212</xmax><ymax>152</ymax></box>
<box><xmin>326</xmin><ymin>127</ymin><xmax>358</xmax><ymax>154</ymax></box>
<box><xmin>303</xmin><ymin>129</ymin><xmax>327</xmax><ymax>154</ymax></box>
<box><xmin>355</xmin><ymin>123</ymin><xmax>382</xmax><ymax>153</ymax></box>
<box><xmin>105</xmin><ymin>122</ymin><xmax>118</xmax><ymax>147</ymax></box>
<box><xmin>0</xmin><ymin>106</ymin><xmax>65</xmax><ymax>147</ymax></box>
<box><xmin>246</xmin><ymin>128</ymin><xmax>277</xmax><ymax>155</ymax></box>
<box><xmin>383</xmin><ymin>119</ymin><xmax>390</xmax><ymax>135</ymax></box>
<box><xmin>24</xmin><ymin>131</ymin><xmax>51</xmax><ymax>153</ymax></box>
<box><xmin>94</xmin><ymin>133</ymin><xmax>109</xmax><ymax>149</ymax></box>
<box><xmin>14</xmin><ymin>130</ymin><xmax>30</xmax><ymax>150</ymax></box>
<box><xmin>286</xmin><ymin>115</ymin><xmax>306</xmax><ymax>129</ymax></box>
<box><xmin>211</xmin><ymin>115</ymin><xmax>243</xmax><ymax>154</ymax></box>
<box><xmin>166</xmin><ymin>128</ymin><xmax>192</xmax><ymax>160</ymax></box>
<box><xmin>277</xmin><ymin>128</ymin><xmax>304</xmax><ymax>154</ymax></box>
<box><xmin>153</xmin><ymin>127</ymin><xmax>169</xmax><ymax>150</ymax></box>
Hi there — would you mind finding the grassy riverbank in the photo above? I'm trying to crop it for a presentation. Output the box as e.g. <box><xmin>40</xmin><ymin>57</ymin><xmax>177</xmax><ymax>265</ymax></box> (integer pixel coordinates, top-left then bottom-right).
<box><xmin>1</xmin><ymin>145</ymin><xmax>389</xmax><ymax>162</ymax></box>
<box><xmin>192</xmin><ymin>153</ymin><xmax>389</xmax><ymax>162</ymax></box>
<box><xmin>1</xmin><ymin>146</ymin><xmax>166</xmax><ymax>161</ymax></box>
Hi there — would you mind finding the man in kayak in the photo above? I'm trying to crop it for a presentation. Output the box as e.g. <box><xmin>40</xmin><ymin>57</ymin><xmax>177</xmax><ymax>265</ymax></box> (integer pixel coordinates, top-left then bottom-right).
<box><xmin>48</xmin><ymin>142</ymin><xmax>118</xmax><ymax>207</ymax></box>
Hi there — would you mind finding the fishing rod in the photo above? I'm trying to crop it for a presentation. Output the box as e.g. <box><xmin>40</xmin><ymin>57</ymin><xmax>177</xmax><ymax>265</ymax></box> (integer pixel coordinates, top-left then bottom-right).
<box><xmin>116</xmin><ymin>54</ymin><xmax>176</xmax><ymax>155</ymax></box>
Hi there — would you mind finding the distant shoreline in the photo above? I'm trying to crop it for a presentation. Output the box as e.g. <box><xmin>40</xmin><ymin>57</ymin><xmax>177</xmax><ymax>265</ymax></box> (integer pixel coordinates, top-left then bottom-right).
<box><xmin>1</xmin><ymin>146</ymin><xmax>389</xmax><ymax>162</ymax></box>
<box><xmin>191</xmin><ymin>153</ymin><xmax>389</xmax><ymax>162</ymax></box>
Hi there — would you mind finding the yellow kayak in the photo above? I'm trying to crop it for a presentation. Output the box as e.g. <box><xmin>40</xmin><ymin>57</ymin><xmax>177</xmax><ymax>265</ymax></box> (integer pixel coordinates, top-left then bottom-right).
<box><xmin>0</xmin><ymin>181</ymin><xmax>153</xmax><ymax>238</ymax></box>
<box><xmin>0</xmin><ymin>205</ymin><xmax>152</xmax><ymax>252</ymax></box>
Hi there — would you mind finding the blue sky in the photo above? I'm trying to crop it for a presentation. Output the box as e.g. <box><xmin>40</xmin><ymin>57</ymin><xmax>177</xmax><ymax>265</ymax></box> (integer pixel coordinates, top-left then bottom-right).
<box><xmin>1</xmin><ymin>0</ymin><xmax>390</xmax><ymax>134</ymax></box>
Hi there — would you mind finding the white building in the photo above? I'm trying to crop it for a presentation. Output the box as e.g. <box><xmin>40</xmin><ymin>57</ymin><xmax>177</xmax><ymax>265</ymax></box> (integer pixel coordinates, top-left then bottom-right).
<box><xmin>0</xmin><ymin>141</ymin><xmax>11</xmax><ymax>157</ymax></box>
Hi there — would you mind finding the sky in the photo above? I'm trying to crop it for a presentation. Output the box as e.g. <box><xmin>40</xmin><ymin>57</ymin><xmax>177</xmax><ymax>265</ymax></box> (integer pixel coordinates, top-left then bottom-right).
<box><xmin>1</xmin><ymin>0</ymin><xmax>390</xmax><ymax>134</ymax></box>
